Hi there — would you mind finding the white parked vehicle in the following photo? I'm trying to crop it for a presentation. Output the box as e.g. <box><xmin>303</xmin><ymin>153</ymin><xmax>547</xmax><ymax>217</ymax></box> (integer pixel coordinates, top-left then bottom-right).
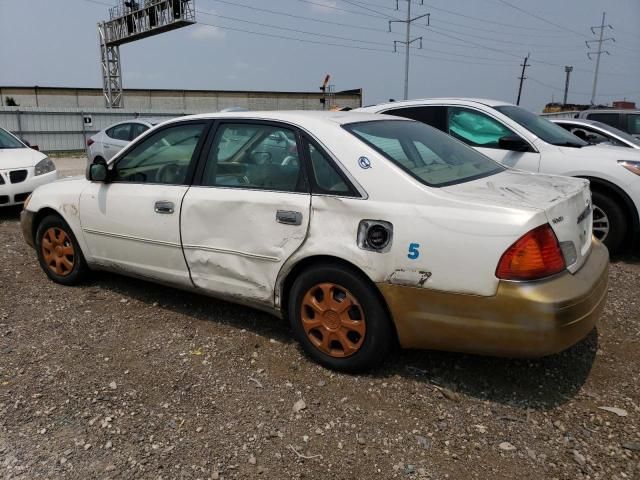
<box><xmin>358</xmin><ymin>99</ymin><xmax>640</xmax><ymax>253</ymax></box>
<box><xmin>551</xmin><ymin>118</ymin><xmax>640</xmax><ymax>150</ymax></box>
<box><xmin>21</xmin><ymin>111</ymin><xmax>608</xmax><ymax>371</ymax></box>
<box><xmin>575</xmin><ymin>109</ymin><xmax>640</xmax><ymax>140</ymax></box>
<box><xmin>87</xmin><ymin>118</ymin><xmax>163</xmax><ymax>162</ymax></box>
<box><xmin>0</xmin><ymin>127</ymin><xmax>57</xmax><ymax>207</ymax></box>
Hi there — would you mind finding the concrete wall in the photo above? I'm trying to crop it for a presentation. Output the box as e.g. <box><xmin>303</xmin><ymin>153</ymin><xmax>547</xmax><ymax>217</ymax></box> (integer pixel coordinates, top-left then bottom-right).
<box><xmin>0</xmin><ymin>86</ymin><xmax>362</xmax><ymax>112</ymax></box>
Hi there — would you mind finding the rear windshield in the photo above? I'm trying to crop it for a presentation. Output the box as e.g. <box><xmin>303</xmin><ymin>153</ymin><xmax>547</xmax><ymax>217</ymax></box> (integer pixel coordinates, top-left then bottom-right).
<box><xmin>344</xmin><ymin>120</ymin><xmax>503</xmax><ymax>187</ymax></box>
<box><xmin>0</xmin><ymin>128</ymin><xmax>25</xmax><ymax>149</ymax></box>
<box><xmin>496</xmin><ymin>105</ymin><xmax>587</xmax><ymax>147</ymax></box>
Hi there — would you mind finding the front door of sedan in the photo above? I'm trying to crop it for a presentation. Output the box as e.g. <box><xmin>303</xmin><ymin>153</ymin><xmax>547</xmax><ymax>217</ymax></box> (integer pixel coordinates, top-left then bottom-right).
<box><xmin>79</xmin><ymin>121</ymin><xmax>208</xmax><ymax>286</ymax></box>
<box><xmin>445</xmin><ymin>107</ymin><xmax>541</xmax><ymax>172</ymax></box>
<box><xmin>180</xmin><ymin>121</ymin><xmax>311</xmax><ymax>307</ymax></box>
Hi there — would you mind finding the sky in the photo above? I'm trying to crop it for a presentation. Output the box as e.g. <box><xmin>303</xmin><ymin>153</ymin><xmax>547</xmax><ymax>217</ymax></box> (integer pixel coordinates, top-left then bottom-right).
<box><xmin>0</xmin><ymin>0</ymin><xmax>638</xmax><ymax>113</ymax></box>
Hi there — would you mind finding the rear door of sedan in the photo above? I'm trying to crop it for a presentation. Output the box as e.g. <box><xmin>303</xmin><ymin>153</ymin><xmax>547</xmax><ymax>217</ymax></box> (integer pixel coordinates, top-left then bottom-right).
<box><xmin>180</xmin><ymin>120</ymin><xmax>311</xmax><ymax>307</ymax></box>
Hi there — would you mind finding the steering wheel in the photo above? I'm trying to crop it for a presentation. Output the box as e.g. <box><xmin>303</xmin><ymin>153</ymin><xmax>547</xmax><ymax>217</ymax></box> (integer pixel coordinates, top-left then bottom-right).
<box><xmin>156</xmin><ymin>163</ymin><xmax>184</xmax><ymax>184</ymax></box>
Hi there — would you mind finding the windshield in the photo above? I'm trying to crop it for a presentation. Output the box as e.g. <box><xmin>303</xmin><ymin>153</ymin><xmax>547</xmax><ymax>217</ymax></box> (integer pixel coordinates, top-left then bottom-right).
<box><xmin>495</xmin><ymin>105</ymin><xmax>588</xmax><ymax>147</ymax></box>
<box><xmin>344</xmin><ymin>120</ymin><xmax>503</xmax><ymax>187</ymax></box>
<box><xmin>0</xmin><ymin>128</ymin><xmax>25</xmax><ymax>149</ymax></box>
<box><xmin>590</xmin><ymin>120</ymin><xmax>640</xmax><ymax>147</ymax></box>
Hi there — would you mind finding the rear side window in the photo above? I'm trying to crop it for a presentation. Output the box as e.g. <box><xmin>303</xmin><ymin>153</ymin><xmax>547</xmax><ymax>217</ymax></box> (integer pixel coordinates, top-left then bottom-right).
<box><xmin>383</xmin><ymin>106</ymin><xmax>447</xmax><ymax>132</ymax></box>
<box><xmin>345</xmin><ymin>120</ymin><xmax>503</xmax><ymax>187</ymax></box>
<box><xmin>586</xmin><ymin>113</ymin><xmax>621</xmax><ymax>129</ymax></box>
<box><xmin>201</xmin><ymin>123</ymin><xmax>305</xmax><ymax>193</ymax></box>
<box><xmin>106</xmin><ymin>123</ymin><xmax>132</xmax><ymax>141</ymax></box>
<box><xmin>306</xmin><ymin>141</ymin><xmax>354</xmax><ymax>195</ymax></box>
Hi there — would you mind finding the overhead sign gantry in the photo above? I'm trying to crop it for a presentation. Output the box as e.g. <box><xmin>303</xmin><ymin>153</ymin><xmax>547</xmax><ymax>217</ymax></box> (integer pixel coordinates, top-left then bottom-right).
<box><xmin>98</xmin><ymin>0</ymin><xmax>196</xmax><ymax>108</ymax></box>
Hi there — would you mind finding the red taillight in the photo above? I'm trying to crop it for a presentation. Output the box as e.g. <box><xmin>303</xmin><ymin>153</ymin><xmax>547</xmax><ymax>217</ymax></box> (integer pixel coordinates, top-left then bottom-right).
<box><xmin>496</xmin><ymin>224</ymin><xmax>566</xmax><ymax>281</ymax></box>
<box><xmin>87</xmin><ymin>138</ymin><xmax>94</xmax><ymax>147</ymax></box>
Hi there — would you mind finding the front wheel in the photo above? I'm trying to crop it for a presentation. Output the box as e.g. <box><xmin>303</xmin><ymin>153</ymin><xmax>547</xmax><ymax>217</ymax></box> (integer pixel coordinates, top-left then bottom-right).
<box><xmin>288</xmin><ymin>264</ymin><xmax>392</xmax><ymax>372</ymax></box>
<box><xmin>591</xmin><ymin>191</ymin><xmax>627</xmax><ymax>254</ymax></box>
<box><xmin>35</xmin><ymin>215</ymin><xmax>89</xmax><ymax>285</ymax></box>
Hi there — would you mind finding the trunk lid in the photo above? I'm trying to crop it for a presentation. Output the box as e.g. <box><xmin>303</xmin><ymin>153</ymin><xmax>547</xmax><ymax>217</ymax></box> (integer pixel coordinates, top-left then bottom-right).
<box><xmin>442</xmin><ymin>170</ymin><xmax>593</xmax><ymax>272</ymax></box>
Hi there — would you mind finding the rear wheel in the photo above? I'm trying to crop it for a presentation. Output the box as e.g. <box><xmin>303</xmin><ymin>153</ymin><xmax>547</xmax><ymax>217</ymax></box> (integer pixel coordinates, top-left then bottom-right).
<box><xmin>591</xmin><ymin>191</ymin><xmax>627</xmax><ymax>253</ymax></box>
<box><xmin>288</xmin><ymin>264</ymin><xmax>392</xmax><ymax>372</ymax></box>
<box><xmin>35</xmin><ymin>215</ymin><xmax>89</xmax><ymax>285</ymax></box>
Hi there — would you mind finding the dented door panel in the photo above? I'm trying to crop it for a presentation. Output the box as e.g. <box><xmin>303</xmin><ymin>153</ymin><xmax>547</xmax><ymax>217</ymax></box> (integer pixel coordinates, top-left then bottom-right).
<box><xmin>181</xmin><ymin>187</ymin><xmax>311</xmax><ymax>306</ymax></box>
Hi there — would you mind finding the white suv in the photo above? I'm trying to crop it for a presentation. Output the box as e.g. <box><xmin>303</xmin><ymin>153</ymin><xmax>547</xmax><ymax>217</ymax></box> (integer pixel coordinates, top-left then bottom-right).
<box><xmin>358</xmin><ymin>98</ymin><xmax>640</xmax><ymax>253</ymax></box>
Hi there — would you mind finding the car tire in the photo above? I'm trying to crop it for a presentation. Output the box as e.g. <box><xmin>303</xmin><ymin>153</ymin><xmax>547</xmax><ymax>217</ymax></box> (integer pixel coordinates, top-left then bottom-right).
<box><xmin>288</xmin><ymin>264</ymin><xmax>392</xmax><ymax>372</ymax></box>
<box><xmin>35</xmin><ymin>215</ymin><xmax>89</xmax><ymax>285</ymax></box>
<box><xmin>592</xmin><ymin>191</ymin><xmax>627</xmax><ymax>254</ymax></box>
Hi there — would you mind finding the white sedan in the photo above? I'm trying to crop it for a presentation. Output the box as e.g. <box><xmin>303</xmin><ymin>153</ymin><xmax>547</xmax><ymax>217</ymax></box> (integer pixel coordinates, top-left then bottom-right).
<box><xmin>21</xmin><ymin>111</ymin><xmax>608</xmax><ymax>371</ymax></box>
<box><xmin>87</xmin><ymin>118</ymin><xmax>163</xmax><ymax>163</ymax></box>
<box><xmin>0</xmin><ymin>127</ymin><xmax>57</xmax><ymax>207</ymax></box>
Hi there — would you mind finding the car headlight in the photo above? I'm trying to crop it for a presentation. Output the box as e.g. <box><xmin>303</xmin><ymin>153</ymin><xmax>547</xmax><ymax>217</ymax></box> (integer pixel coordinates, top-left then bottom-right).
<box><xmin>618</xmin><ymin>160</ymin><xmax>640</xmax><ymax>176</ymax></box>
<box><xmin>34</xmin><ymin>157</ymin><xmax>56</xmax><ymax>176</ymax></box>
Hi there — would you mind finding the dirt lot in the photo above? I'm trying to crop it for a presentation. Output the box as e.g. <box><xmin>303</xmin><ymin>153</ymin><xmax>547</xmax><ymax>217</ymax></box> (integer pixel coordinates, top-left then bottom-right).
<box><xmin>1</xmin><ymin>157</ymin><xmax>639</xmax><ymax>479</ymax></box>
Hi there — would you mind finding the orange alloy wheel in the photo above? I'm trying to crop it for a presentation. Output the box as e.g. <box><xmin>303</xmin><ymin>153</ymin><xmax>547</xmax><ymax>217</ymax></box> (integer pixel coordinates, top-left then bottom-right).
<box><xmin>41</xmin><ymin>227</ymin><xmax>75</xmax><ymax>277</ymax></box>
<box><xmin>301</xmin><ymin>283</ymin><xmax>366</xmax><ymax>358</ymax></box>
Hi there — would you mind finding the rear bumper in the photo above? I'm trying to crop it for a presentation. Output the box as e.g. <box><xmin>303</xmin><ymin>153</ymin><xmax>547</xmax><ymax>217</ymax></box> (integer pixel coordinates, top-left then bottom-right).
<box><xmin>20</xmin><ymin>209</ymin><xmax>36</xmax><ymax>249</ymax></box>
<box><xmin>378</xmin><ymin>239</ymin><xmax>609</xmax><ymax>357</ymax></box>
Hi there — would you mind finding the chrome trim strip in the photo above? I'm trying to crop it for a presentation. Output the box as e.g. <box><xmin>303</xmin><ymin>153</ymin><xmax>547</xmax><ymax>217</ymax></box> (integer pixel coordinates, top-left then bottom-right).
<box><xmin>182</xmin><ymin>244</ymin><xmax>280</xmax><ymax>262</ymax></box>
<box><xmin>82</xmin><ymin>228</ymin><xmax>181</xmax><ymax>248</ymax></box>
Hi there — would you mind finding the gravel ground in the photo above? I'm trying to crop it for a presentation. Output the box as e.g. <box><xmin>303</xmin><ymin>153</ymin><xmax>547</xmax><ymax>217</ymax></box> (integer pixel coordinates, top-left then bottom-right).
<box><xmin>1</xmin><ymin>157</ymin><xmax>639</xmax><ymax>479</ymax></box>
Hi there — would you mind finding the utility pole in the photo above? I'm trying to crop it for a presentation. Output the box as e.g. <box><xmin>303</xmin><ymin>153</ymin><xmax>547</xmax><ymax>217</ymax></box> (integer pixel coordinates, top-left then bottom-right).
<box><xmin>563</xmin><ymin>65</ymin><xmax>573</xmax><ymax>105</ymax></box>
<box><xmin>516</xmin><ymin>53</ymin><xmax>530</xmax><ymax>106</ymax></box>
<box><xmin>389</xmin><ymin>0</ymin><xmax>429</xmax><ymax>100</ymax></box>
<box><xmin>587</xmin><ymin>12</ymin><xmax>614</xmax><ymax>105</ymax></box>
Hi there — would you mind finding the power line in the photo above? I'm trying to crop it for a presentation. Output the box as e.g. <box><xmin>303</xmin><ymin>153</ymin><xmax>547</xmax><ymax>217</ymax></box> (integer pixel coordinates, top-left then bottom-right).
<box><xmin>490</xmin><ymin>0</ymin><xmax>588</xmax><ymax>38</ymax></box>
<box><xmin>205</xmin><ymin>0</ymin><xmax>382</xmax><ymax>32</ymax></box>
<box><xmin>291</xmin><ymin>0</ymin><xmax>391</xmax><ymax>19</ymax></box>
<box><xmin>197</xmin><ymin>10</ymin><xmax>390</xmax><ymax>46</ymax></box>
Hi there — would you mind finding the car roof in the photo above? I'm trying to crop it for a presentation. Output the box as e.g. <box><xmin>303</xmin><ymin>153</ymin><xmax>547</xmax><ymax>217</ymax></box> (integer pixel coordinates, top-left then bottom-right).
<box><xmin>158</xmin><ymin>110</ymin><xmax>407</xmax><ymax>127</ymax></box>
<box><xmin>358</xmin><ymin>97</ymin><xmax>514</xmax><ymax>111</ymax></box>
<box><xmin>550</xmin><ymin>118</ymin><xmax>600</xmax><ymax>126</ymax></box>
<box><xmin>580</xmin><ymin>109</ymin><xmax>640</xmax><ymax>114</ymax></box>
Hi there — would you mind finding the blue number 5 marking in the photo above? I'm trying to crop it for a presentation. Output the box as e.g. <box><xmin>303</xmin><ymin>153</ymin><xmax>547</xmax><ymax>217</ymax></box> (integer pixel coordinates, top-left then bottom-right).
<box><xmin>408</xmin><ymin>243</ymin><xmax>420</xmax><ymax>260</ymax></box>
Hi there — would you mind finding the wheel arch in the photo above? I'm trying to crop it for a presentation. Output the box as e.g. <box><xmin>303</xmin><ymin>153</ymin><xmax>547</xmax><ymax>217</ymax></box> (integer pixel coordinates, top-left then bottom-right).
<box><xmin>578</xmin><ymin>176</ymin><xmax>640</xmax><ymax>234</ymax></box>
<box><xmin>277</xmin><ymin>254</ymin><xmax>400</xmax><ymax>344</ymax></box>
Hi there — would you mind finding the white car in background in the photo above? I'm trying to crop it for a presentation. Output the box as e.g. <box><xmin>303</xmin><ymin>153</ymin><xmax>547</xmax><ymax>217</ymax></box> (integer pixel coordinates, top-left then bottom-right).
<box><xmin>87</xmin><ymin>118</ymin><xmax>163</xmax><ymax>163</ymax></box>
<box><xmin>0</xmin><ymin>127</ymin><xmax>57</xmax><ymax>207</ymax></box>
<box><xmin>551</xmin><ymin>118</ymin><xmax>640</xmax><ymax>150</ymax></box>
<box><xmin>21</xmin><ymin>111</ymin><xmax>607</xmax><ymax>371</ymax></box>
<box><xmin>358</xmin><ymin>99</ymin><xmax>640</xmax><ymax>253</ymax></box>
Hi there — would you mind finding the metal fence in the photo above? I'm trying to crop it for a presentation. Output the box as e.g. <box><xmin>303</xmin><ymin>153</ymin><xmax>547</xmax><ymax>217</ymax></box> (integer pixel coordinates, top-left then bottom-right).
<box><xmin>0</xmin><ymin>107</ymin><xmax>185</xmax><ymax>152</ymax></box>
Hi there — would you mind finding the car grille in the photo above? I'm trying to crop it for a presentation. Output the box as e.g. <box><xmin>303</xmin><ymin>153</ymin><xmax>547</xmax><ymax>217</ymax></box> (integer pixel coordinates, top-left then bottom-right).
<box><xmin>0</xmin><ymin>195</ymin><xmax>8</xmax><ymax>205</ymax></box>
<box><xmin>0</xmin><ymin>174</ymin><xmax>4</xmax><ymax>185</ymax></box>
<box><xmin>14</xmin><ymin>192</ymin><xmax>31</xmax><ymax>203</ymax></box>
<box><xmin>9</xmin><ymin>170</ymin><xmax>28</xmax><ymax>184</ymax></box>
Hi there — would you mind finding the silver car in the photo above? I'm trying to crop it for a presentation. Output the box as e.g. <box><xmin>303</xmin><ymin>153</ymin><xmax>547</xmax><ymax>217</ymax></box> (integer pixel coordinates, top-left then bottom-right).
<box><xmin>551</xmin><ymin>118</ymin><xmax>640</xmax><ymax>149</ymax></box>
<box><xmin>87</xmin><ymin>118</ymin><xmax>163</xmax><ymax>163</ymax></box>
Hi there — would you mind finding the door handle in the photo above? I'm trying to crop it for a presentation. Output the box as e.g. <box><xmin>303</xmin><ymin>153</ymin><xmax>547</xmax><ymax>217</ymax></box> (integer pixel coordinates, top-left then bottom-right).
<box><xmin>276</xmin><ymin>210</ymin><xmax>302</xmax><ymax>226</ymax></box>
<box><xmin>154</xmin><ymin>201</ymin><xmax>175</xmax><ymax>214</ymax></box>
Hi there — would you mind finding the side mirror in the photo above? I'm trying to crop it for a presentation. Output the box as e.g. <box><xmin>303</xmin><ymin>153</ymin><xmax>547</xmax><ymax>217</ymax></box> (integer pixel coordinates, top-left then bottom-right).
<box><xmin>88</xmin><ymin>160</ymin><xmax>108</xmax><ymax>182</ymax></box>
<box><xmin>31</xmin><ymin>145</ymin><xmax>40</xmax><ymax>151</ymax></box>
<box><xmin>498</xmin><ymin>135</ymin><xmax>530</xmax><ymax>152</ymax></box>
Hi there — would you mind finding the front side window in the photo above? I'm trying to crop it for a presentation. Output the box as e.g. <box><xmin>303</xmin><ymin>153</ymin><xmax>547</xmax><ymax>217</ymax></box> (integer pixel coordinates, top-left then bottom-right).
<box><xmin>112</xmin><ymin>123</ymin><xmax>205</xmax><ymax>184</ymax></box>
<box><xmin>345</xmin><ymin>120</ymin><xmax>503</xmax><ymax>187</ymax></box>
<box><xmin>0</xmin><ymin>128</ymin><xmax>24</xmax><ymax>149</ymax></box>
<box><xmin>447</xmin><ymin>107</ymin><xmax>518</xmax><ymax>149</ymax></box>
<box><xmin>131</xmin><ymin>123</ymin><xmax>149</xmax><ymax>139</ymax></box>
<box><xmin>107</xmin><ymin>123</ymin><xmax>132</xmax><ymax>141</ymax></box>
<box><xmin>202</xmin><ymin>123</ymin><xmax>304</xmax><ymax>192</ymax></box>
<box><xmin>495</xmin><ymin>105</ymin><xmax>588</xmax><ymax>147</ymax></box>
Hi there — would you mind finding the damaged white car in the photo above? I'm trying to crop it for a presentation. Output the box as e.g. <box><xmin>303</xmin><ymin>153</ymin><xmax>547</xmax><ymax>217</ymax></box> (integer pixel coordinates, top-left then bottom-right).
<box><xmin>21</xmin><ymin>112</ymin><xmax>608</xmax><ymax>371</ymax></box>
